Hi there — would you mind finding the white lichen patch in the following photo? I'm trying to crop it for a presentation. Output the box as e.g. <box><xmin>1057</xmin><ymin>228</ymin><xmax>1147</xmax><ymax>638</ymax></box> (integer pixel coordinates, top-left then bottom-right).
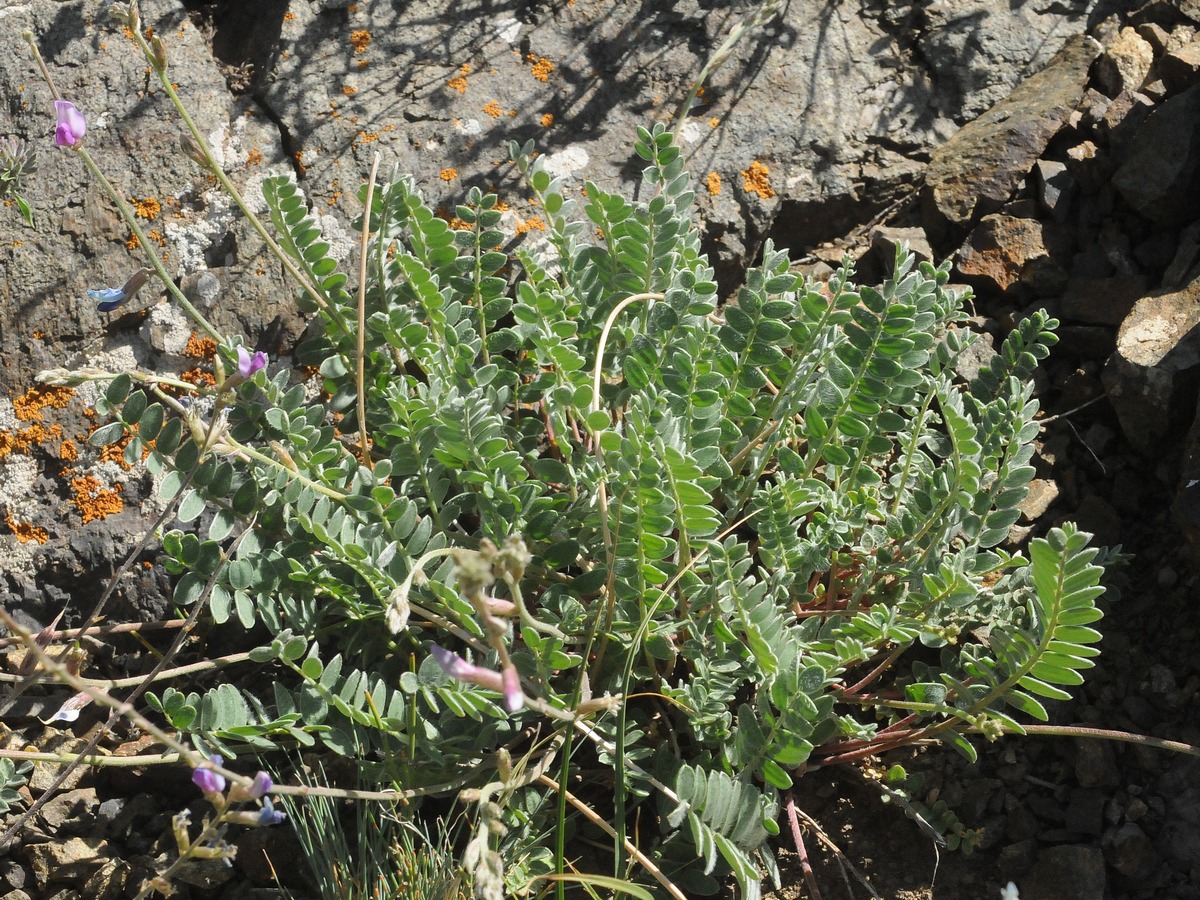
<box><xmin>542</xmin><ymin>146</ymin><xmax>590</xmax><ymax>180</ymax></box>
<box><xmin>456</xmin><ymin>118</ymin><xmax>483</xmax><ymax>136</ymax></box>
<box><xmin>164</xmin><ymin>191</ymin><xmax>236</xmax><ymax>274</ymax></box>
<box><xmin>0</xmin><ymin>455</ymin><xmax>42</xmax><ymax>523</ymax></box>
<box><xmin>313</xmin><ymin>209</ymin><xmax>356</xmax><ymax>262</ymax></box>
<box><xmin>143</xmin><ymin>301</ymin><xmax>193</xmax><ymax>355</ymax></box>
<box><xmin>0</xmin><ymin>397</ymin><xmax>18</xmax><ymax>433</ymax></box>
<box><xmin>677</xmin><ymin>120</ymin><xmax>706</xmax><ymax>145</ymax></box>
<box><xmin>495</xmin><ymin>17</ymin><xmax>521</xmax><ymax>44</ymax></box>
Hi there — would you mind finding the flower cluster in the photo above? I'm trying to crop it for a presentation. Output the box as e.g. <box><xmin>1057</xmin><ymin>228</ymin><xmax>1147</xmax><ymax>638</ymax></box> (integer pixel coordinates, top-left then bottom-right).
<box><xmin>190</xmin><ymin>755</ymin><xmax>285</xmax><ymax>826</ymax></box>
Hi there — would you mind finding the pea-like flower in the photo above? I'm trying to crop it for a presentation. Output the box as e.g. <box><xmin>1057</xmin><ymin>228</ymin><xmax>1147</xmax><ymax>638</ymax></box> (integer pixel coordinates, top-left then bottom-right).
<box><xmin>87</xmin><ymin>268</ymin><xmax>149</xmax><ymax>313</ymax></box>
<box><xmin>53</xmin><ymin>100</ymin><xmax>86</xmax><ymax>147</ymax></box>
<box><xmin>237</xmin><ymin>347</ymin><xmax>268</xmax><ymax>378</ymax></box>
<box><xmin>256</xmin><ymin>797</ymin><xmax>286</xmax><ymax>826</ymax></box>
<box><xmin>430</xmin><ymin>645</ymin><xmax>525</xmax><ymax>712</ymax></box>
<box><xmin>192</xmin><ymin>754</ymin><xmax>226</xmax><ymax>795</ymax></box>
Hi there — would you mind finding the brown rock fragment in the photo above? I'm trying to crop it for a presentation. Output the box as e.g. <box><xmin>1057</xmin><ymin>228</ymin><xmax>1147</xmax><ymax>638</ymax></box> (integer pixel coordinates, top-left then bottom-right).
<box><xmin>922</xmin><ymin>36</ymin><xmax>1101</xmax><ymax>239</ymax></box>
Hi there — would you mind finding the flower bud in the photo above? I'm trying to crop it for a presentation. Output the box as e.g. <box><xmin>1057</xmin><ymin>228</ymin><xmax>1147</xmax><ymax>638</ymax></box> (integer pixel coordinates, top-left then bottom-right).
<box><xmin>150</xmin><ymin>35</ymin><xmax>168</xmax><ymax>70</ymax></box>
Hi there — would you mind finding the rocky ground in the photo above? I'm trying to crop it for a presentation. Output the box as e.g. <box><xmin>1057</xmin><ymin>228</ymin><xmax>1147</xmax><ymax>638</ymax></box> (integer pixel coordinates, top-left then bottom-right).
<box><xmin>1</xmin><ymin>0</ymin><xmax>1200</xmax><ymax>898</ymax></box>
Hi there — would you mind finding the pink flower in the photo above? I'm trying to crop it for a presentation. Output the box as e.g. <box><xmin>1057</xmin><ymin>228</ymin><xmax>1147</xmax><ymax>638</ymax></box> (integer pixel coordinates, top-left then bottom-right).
<box><xmin>53</xmin><ymin>100</ymin><xmax>86</xmax><ymax>147</ymax></box>
<box><xmin>430</xmin><ymin>645</ymin><xmax>526</xmax><ymax>713</ymax></box>
<box><xmin>236</xmin><ymin>347</ymin><xmax>268</xmax><ymax>378</ymax></box>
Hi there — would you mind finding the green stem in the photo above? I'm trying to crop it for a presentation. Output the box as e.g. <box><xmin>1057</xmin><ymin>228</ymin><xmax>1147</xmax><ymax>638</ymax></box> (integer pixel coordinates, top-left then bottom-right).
<box><xmin>128</xmin><ymin>26</ymin><xmax>357</xmax><ymax>345</ymax></box>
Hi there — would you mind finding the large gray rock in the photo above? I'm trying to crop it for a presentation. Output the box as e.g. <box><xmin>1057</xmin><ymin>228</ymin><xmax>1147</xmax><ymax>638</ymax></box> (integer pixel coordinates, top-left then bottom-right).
<box><xmin>922</xmin><ymin>36</ymin><xmax>1101</xmax><ymax>241</ymax></box>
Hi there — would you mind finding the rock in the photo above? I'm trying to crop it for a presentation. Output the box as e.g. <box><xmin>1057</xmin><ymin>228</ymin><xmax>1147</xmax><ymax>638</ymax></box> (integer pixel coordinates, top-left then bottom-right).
<box><xmin>1163</xmin><ymin>220</ymin><xmax>1200</xmax><ymax>288</ymax></box>
<box><xmin>1104</xmin><ymin>822</ymin><xmax>1157</xmax><ymax>878</ymax></box>
<box><xmin>25</xmin><ymin>836</ymin><xmax>106</xmax><ymax>886</ymax></box>
<box><xmin>1018</xmin><ymin>479</ymin><xmax>1060</xmax><ymax>522</ymax></box>
<box><xmin>1060</xmin><ymin>275</ymin><xmax>1150</xmax><ymax>326</ymax></box>
<box><xmin>922</xmin><ymin>36</ymin><xmax>1102</xmax><ymax>239</ymax></box>
<box><xmin>80</xmin><ymin>860</ymin><xmax>129</xmax><ymax>900</ymax></box>
<box><xmin>1112</xmin><ymin>83</ymin><xmax>1200</xmax><ymax>226</ymax></box>
<box><xmin>1070</xmin><ymin>494</ymin><xmax>1123</xmax><ymax>548</ymax></box>
<box><xmin>1065</xmin><ymin>788</ymin><xmax>1107</xmax><ymax>835</ymax></box>
<box><xmin>1103</xmin><ymin>277</ymin><xmax>1200</xmax><ymax>454</ymax></box>
<box><xmin>869</xmin><ymin>225</ymin><xmax>933</xmax><ymax>268</ymax></box>
<box><xmin>955</xmin><ymin>215</ymin><xmax>1065</xmax><ymax>294</ymax></box>
<box><xmin>1095</xmin><ymin>27</ymin><xmax>1155</xmax><ymax>97</ymax></box>
<box><xmin>34</xmin><ymin>787</ymin><xmax>98</xmax><ymax>836</ymax></box>
<box><xmin>1019</xmin><ymin>844</ymin><xmax>1106</xmax><ymax>900</ymax></box>
<box><xmin>1034</xmin><ymin>160</ymin><xmax>1075</xmax><ymax>222</ymax></box>
<box><xmin>1162</xmin><ymin>40</ymin><xmax>1200</xmax><ymax>91</ymax></box>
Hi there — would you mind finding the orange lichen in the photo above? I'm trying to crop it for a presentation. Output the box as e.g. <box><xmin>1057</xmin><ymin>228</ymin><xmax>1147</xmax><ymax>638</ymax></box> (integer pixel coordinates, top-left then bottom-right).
<box><xmin>709</xmin><ymin>117</ymin><xmax>720</xmax><ymax>128</ymax></box>
<box><xmin>59</xmin><ymin>439</ymin><xmax>78</xmax><ymax>462</ymax></box>
<box><xmin>341</xmin><ymin>84</ymin><xmax>357</xmax><ymax>96</ymax></box>
<box><xmin>147</xmin><ymin>229</ymin><xmax>168</xmax><ymax>248</ymax></box>
<box><xmin>294</xmin><ymin>150</ymin><xmax>308</xmax><ymax>176</ymax></box>
<box><xmin>126</xmin><ymin>233</ymin><xmax>141</xmax><ymax>250</ymax></box>
<box><xmin>246</xmin><ymin>146</ymin><xmax>264</xmax><ymax>166</ymax></box>
<box><xmin>185</xmin><ymin>333</ymin><xmax>218</xmax><ymax>360</ymax></box>
<box><xmin>98</xmin><ymin>432</ymin><xmax>135</xmax><ymax>470</ymax></box>
<box><xmin>284</xmin><ymin>10</ymin><xmax>296</xmax><ymax>20</ymax></box>
<box><xmin>448</xmin><ymin>63</ymin><xmax>471</xmax><ymax>93</ymax></box>
<box><xmin>349</xmin><ymin>30</ymin><xmax>371</xmax><ymax>53</ymax></box>
<box><xmin>439</xmin><ymin>167</ymin><xmax>458</xmax><ymax>182</ymax></box>
<box><xmin>132</xmin><ymin>197</ymin><xmax>162</xmax><ymax>219</ymax></box>
<box><xmin>5</xmin><ymin>514</ymin><xmax>48</xmax><ymax>545</ymax></box>
<box><xmin>482</xmin><ymin>100</ymin><xmax>504</xmax><ymax>119</ymax></box>
<box><xmin>705</xmin><ymin>172</ymin><xmax>722</xmax><ymax>195</ymax></box>
<box><xmin>71</xmin><ymin>475</ymin><xmax>124</xmax><ymax>524</ymax></box>
<box><xmin>515</xmin><ymin>216</ymin><xmax>546</xmax><ymax>235</ymax></box>
<box><xmin>540</xmin><ymin>113</ymin><xmax>554</xmax><ymax>127</ymax></box>
<box><xmin>740</xmin><ymin>160</ymin><xmax>775</xmax><ymax>199</ymax></box>
<box><xmin>181</xmin><ymin>367</ymin><xmax>216</xmax><ymax>388</ymax></box>
<box><xmin>13</xmin><ymin>386</ymin><xmax>74</xmax><ymax>423</ymax></box>
<box><xmin>529</xmin><ymin>56</ymin><xmax>554</xmax><ymax>82</ymax></box>
<box><xmin>357</xmin><ymin>130</ymin><xmax>380</xmax><ymax>144</ymax></box>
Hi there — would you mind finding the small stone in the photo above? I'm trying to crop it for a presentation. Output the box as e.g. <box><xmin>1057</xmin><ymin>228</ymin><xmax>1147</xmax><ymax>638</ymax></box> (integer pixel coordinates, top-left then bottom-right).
<box><xmin>1104</xmin><ymin>822</ymin><xmax>1157</xmax><ymax>878</ymax></box>
<box><xmin>955</xmin><ymin>214</ymin><xmax>1059</xmax><ymax>294</ymax></box>
<box><xmin>1034</xmin><ymin>159</ymin><xmax>1074</xmax><ymax>222</ymax></box>
<box><xmin>1021</xmin><ymin>844</ymin><xmax>1106</xmax><ymax>900</ymax></box>
<box><xmin>1159</xmin><ymin>566</ymin><xmax>1179</xmax><ymax>588</ymax></box>
<box><xmin>1075</xmin><ymin>738</ymin><xmax>1121</xmax><ymax>789</ymax></box>
<box><xmin>1103</xmin><ymin>277</ymin><xmax>1200</xmax><ymax>455</ymax></box>
<box><xmin>1163</xmin><ymin>41</ymin><xmax>1200</xmax><ymax>92</ymax></box>
<box><xmin>1095</xmin><ymin>27</ymin><xmax>1154</xmax><ymax>97</ymax></box>
<box><xmin>35</xmin><ymin>787</ymin><xmax>97</xmax><ymax>836</ymax></box>
<box><xmin>869</xmin><ymin>225</ymin><xmax>933</xmax><ymax>267</ymax></box>
<box><xmin>1065</xmin><ymin>788</ymin><xmax>1107</xmax><ymax>835</ymax></box>
<box><xmin>1059</xmin><ymin>275</ymin><xmax>1145</xmax><ymax>325</ymax></box>
<box><xmin>1126</xmin><ymin>803</ymin><xmax>1153</xmax><ymax>841</ymax></box>
<box><xmin>0</xmin><ymin>891</ymin><xmax>32</xmax><ymax>900</ymax></box>
<box><xmin>1144</xmin><ymin>663</ymin><xmax>1178</xmax><ymax>695</ymax></box>
<box><xmin>954</xmin><ymin>328</ymin><xmax>998</xmax><ymax>385</ymax></box>
<box><xmin>1018</xmin><ymin>479</ymin><xmax>1060</xmax><ymax>522</ymax></box>
<box><xmin>25</xmin><ymin>836</ymin><xmax>107</xmax><ymax>886</ymax></box>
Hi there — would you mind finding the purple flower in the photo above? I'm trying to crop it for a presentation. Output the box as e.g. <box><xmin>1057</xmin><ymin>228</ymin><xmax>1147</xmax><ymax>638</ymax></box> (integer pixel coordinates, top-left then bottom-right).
<box><xmin>53</xmin><ymin>100</ymin><xmax>86</xmax><ymax>147</ymax></box>
<box><xmin>248</xmin><ymin>771</ymin><xmax>273</xmax><ymax>799</ymax></box>
<box><xmin>192</xmin><ymin>754</ymin><xmax>226</xmax><ymax>795</ymax></box>
<box><xmin>236</xmin><ymin>347</ymin><xmax>268</xmax><ymax>378</ymax></box>
<box><xmin>256</xmin><ymin>797</ymin><xmax>286</xmax><ymax>826</ymax></box>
